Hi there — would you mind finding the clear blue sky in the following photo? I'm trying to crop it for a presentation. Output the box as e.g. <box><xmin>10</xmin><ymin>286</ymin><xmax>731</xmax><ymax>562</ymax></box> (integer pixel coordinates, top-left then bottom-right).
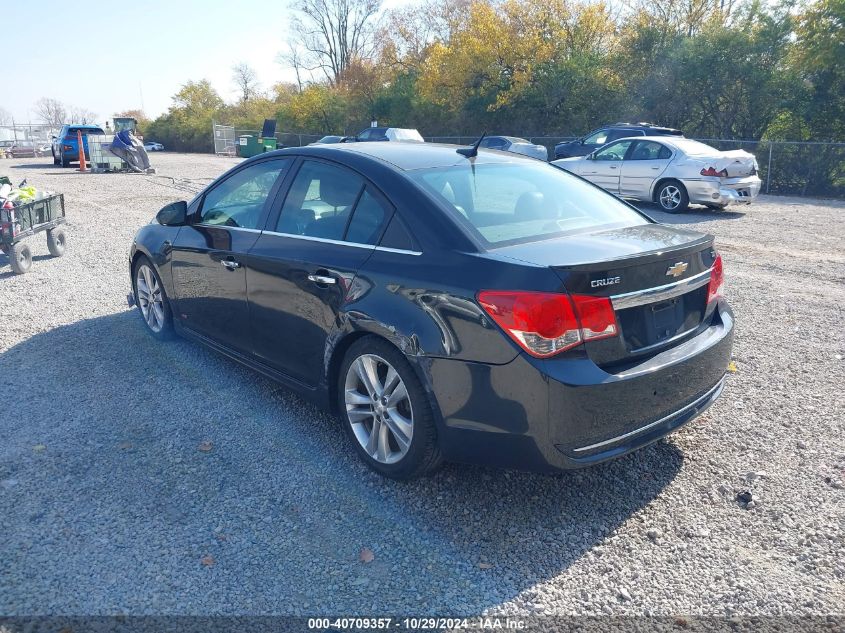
<box><xmin>4</xmin><ymin>0</ymin><xmax>409</xmax><ymax>125</ymax></box>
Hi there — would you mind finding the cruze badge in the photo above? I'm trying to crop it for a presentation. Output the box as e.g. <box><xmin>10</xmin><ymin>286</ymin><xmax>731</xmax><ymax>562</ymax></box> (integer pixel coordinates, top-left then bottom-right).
<box><xmin>666</xmin><ymin>262</ymin><xmax>689</xmax><ymax>277</ymax></box>
<box><xmin>591</xmin><ymin>276</ymin><xmax>621</xmax><ymax>288</ymax></box>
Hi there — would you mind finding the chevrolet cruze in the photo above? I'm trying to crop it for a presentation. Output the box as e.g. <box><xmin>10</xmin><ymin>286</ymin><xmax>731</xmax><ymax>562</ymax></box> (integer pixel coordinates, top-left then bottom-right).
<box><xmin>129</xmin><ymin>142</ymin><xmax>733</xmax><ymax>479</ymax></box>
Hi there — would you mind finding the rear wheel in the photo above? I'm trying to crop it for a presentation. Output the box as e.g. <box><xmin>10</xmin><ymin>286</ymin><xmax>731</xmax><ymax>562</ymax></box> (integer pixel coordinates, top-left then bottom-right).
<box><xmin>60</xmin><ymin>154</ymin><xmax>69</xmax><ymax>168</ymax></box>
<box><xmin>47</xmin><ymin>228</ymin><xmax>66</xmax><ymax>257</ymax></box>
<box><xmin>9</xmin><ymin>242</ymin><xmax>32</xmax><ymax>274</ymax></box>
<box><xmin>339</xmin><ymin>337</ymin><xmax>441</xmax><ymax>479</ymax></box>
<box><xmin>133</xmin><ymin>257</ymin><xmax>174</xmax><ymax>340</ymax></box>
<box><xmin>656</xmin><ymin>180</ymin><xmax>689</xmax><ymax>213</ymax></box>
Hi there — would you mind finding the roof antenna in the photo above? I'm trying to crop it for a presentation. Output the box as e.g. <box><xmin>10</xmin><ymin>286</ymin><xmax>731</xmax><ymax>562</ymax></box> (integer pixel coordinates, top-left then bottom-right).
<box><xmin>457</xmin><ymin>132</ymin><xmax>486</xmax><ymax>158</ymax></box>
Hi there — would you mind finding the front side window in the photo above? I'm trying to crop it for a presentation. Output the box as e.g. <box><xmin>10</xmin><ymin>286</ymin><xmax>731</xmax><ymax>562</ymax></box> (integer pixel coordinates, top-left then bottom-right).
<box><xmin>594</xmin><ymin>141</ymin><xmax>633</xmax><ymax>161</ymax></box>
<box><xmin>411</xmin><ymin>161</ymin><xmax>648</xmax><ymax>247</ymax></box>
<box><xmin>199</xmin><ymin>159</ymin><xmax>290</xmax><ymax>229</ymax></box>
<box><xmin>276</xmin><ymin>161</ymin><xmax>364</xmax><ymax>240</ymax></box>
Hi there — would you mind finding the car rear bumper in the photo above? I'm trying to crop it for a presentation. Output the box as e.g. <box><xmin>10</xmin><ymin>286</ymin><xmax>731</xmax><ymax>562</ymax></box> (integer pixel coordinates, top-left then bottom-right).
<box><xmin>685</xmin><ymin>176</ymin><xmax>761</xmax><ymax>206</ymax></box>
<box><xmin>427</xmin><ymin>301</ymin><xmax>734</xmax><ymax>472</ymax></box>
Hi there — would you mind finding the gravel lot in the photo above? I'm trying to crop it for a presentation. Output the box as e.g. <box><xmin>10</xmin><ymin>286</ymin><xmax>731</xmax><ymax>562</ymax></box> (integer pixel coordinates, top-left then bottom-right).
<box><xmin>0</xmin><ymin>153</ymin><xmax>843</xmax><ymax>617</ymax></box>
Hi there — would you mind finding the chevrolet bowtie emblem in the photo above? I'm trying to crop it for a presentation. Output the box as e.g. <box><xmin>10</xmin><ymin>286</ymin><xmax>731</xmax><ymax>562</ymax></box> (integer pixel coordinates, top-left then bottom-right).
<box><xmin>666</xmin><ymin>262</ymin><xmax>689</xmax><ymax>278</ymax></box>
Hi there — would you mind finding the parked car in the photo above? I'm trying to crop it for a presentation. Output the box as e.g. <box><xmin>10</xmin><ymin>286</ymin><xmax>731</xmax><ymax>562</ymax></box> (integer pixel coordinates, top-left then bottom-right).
<box><xmin>554</xmin><ymin>122</ymin><xmax>683</xmax><ymax>160</ymax></box>
<box><xmin>51</xmin><ymin>124</ymin><xmax>106</xmax><ymax>167</ymax></box>
<box><xmin>8</xmin><ymin>141</ymin><xmax>45</xmax><ymax>158</ymax></box>
<box><xmin>144</xmin><ymin>141</ymin><xmax>164</xmax><ymax>151</ymax></box>
<box><xmin>350</xmin><ymin>127</ymin><xmax>425</xmax><ymax>143</ymax></box>
<box><xmin>553</xmin><ymin>136</ymin><xmax>761</xmax><ymax>213</ymax></box>
<box><xmin>129</xmin><ymin>142</ymin><xmax>733</xmax><ymax>479</ymax></box>
<box><xmin>309</xmin><ymin>135</ymin><xmax>345</xmax><ymax>145</ymax></box>
<box><xmin>477</xmin><ymin>135</ymin><xmax>548</xmax><ymax>161</ymax></box>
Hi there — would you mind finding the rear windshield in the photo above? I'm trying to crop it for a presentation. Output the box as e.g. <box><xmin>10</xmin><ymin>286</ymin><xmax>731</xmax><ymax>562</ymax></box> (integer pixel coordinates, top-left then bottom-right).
<box><xmin>410</xmin><ymin>161</ymin><xmax>648</xmax><ymax>247</ymax></box>
<box><xmin>68</xmin><ymin>127</ymin><xmax>105</xmax><ymax>136</ymax></box>
<box><xmin>668</xmin><ymin>139</ymin><xmax>718</xmax><ymax>155</ymax></box>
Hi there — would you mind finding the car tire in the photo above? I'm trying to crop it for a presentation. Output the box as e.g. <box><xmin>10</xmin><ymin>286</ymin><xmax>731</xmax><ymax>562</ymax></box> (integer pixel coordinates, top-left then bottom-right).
<box><xmin>338</xmin><ymin>336</ymin><xmax>442</xmax><ymax>480</ymax></box>
<box><xmin>60</xmin><ymin>154</ymin><xmax>69</xmax><ymax>168</ymax></box>
<box><xmin>132</xmin><ymin>256</ymin><xmax>175</xmax><ymax>340</ymax></box>
<box><xmin>47</xmin><ymin>228</ymin><xmax>66</xmax><ymax>257</ymax></box>
<box><xmin>656</xmin><ymin>180</ymin><xmax>689</xmax><ymax>213</ymax></box>
<box><xmin>705</xmin><ymin>203</ymin><xmax>727</xmax><ymax>211</ymax></box>
<box><xmin>9</xmin><ymin>242</ymin><xmax>32</xmax><ymax>274</ymax></box>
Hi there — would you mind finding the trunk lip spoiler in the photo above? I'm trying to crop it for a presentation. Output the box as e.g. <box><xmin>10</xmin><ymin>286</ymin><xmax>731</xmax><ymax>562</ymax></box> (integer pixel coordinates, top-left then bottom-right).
<box><xmin>610</xmin><ymin>268</ymin><xmax>711</xmax><ymax>310</ymax></box>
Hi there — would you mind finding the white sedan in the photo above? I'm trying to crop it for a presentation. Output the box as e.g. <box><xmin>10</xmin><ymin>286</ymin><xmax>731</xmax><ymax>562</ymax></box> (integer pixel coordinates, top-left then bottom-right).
<box><xmin>552</xmin><ymin>136</ymin><xmax>761</xmax><ymax>213</ymax></box>
<box><xmin>143</xmin><ymin>141</ymin><xmax>164</xmax><ymax>152</ymax></box>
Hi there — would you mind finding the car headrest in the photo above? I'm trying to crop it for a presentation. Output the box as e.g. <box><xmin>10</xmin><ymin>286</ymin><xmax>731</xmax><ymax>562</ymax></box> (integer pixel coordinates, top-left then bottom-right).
<box><xmin>319</xmin><ymin>178</ymin><xmax>360</xmax><ymax>209</ymax></box>
<box><xmin>514</xmin><ymin>191</ymin><xmax>553</xmax><ymax>220</ymax></box>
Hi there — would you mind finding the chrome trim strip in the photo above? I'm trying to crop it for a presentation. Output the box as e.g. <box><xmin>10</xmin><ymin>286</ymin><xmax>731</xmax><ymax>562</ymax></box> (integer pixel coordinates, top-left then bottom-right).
<box><xmin>261</xmin><ymin>230</ymin><xmax>376</xmax><ymax>250</ymax></box>
<box><xmin>196</xmin><ymin>224</ymin><xmax>263</xmax><ymax>233</ymax></box>
<box><xmin>572</xmin><ymin>378</ymin><xmax>724</xmax><ymax>453</ymax></box>
<box><xmin>374</xmin><ymin>246</ymin><xmax>422</xmax><ymax>256</ymax></box>
<box><xmin>610</xmin><ymin>268</ymin><xmax>711</xmax><ymax>310</ymax></box>
<box><xmin>257</xmin><ymin>230</ymin><xmax>423</xmax><ymax>255</ymax></box>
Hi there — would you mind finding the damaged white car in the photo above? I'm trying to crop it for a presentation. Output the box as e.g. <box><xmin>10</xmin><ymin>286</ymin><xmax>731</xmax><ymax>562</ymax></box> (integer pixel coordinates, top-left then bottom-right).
<box><xmin>552</xmin><ymin>136</ymin><xmax>761</xmax><ymax>213</ymax></box>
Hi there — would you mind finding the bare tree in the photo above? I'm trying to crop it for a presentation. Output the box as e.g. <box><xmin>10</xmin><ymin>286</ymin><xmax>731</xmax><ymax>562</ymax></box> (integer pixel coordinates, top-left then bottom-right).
<box><xmin>0</xmin><ymin>107</ymin><xmax>11</xmax><ymax>126</ymax></box>
<box><xmin>278</xmin><ymin>43</ymin><xmax>307</xmax><ymax>92</ymax></box>
<box><xmin>288</xmin><ymin>0</ymin><xmax>383</xmax><ymax>85</ymax></box>
<box><xmin>34</xmin><ymin>97</ymin><xmax>67</xmax><ymax>128</ymax></box>
<box><xmin>68</xmin><ymin>106</ymin><xmax>98</xmax><ymax>124</ymax></box>
<box><xmin>232</xmin><ymin>62</ymin><xmax>260</xmax><ymax>102</ymax></box>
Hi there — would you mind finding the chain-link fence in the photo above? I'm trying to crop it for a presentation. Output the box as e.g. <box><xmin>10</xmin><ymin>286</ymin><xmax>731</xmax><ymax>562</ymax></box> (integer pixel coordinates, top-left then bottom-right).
<box><xmin>428</xmin><ymin>135</ymin><xmax>844</xmax><ymax>198</ymax></box>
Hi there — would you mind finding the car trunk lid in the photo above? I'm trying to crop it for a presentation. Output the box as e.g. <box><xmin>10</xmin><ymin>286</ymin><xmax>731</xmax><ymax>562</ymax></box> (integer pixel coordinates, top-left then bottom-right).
<box><xmin>495</xmin><ymin>223</ymin><xmax>717</xmax><ymax>366</ymax></box>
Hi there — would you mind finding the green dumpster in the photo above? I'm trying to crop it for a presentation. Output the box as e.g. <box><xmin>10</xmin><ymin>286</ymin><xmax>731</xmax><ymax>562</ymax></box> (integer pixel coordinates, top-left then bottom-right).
<box><xmin>261</xmin><ymin>137</ymin><xmax>277</xmax><ymax>151</ymax></box>
<box><xmin>237</xmin><ymin>135</ymin><xmax>262</xmax><ymax>158</ymax></box>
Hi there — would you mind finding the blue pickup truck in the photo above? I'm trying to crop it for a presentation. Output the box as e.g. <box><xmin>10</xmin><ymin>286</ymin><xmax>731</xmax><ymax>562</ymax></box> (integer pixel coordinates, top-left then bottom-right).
<box><xmin>51</xmin><ymin>124</ymin><xmax>106</xmax><ymax>167</ymax></box>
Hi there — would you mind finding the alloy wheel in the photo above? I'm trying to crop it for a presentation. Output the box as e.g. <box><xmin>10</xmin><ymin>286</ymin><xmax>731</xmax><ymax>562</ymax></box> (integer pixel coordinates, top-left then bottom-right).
<box><xmin>136</xmin><ymin>264</ymin><xmax>165</xmax><ymax>333</ymax></box>
<box><xmin>660</xmin><ymin>185</ymin><xmax>682</xmax><ymax>210</ymax></box>
<box><xmin>344</xmin><ymin>354</ymin><xmax>414</xmax><ymax>464</ymax></box>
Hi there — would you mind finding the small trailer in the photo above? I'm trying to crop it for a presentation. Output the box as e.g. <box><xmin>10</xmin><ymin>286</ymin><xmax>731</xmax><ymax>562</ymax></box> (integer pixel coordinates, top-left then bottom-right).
<box><xmin>0</xmin><ymin>193</ymin><xmax>66</xmax><ymax>274</ymax></box>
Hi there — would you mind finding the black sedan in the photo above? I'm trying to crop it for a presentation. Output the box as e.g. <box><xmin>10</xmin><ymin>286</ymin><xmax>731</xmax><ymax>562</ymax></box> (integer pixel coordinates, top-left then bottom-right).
<box><xmin>129</xmin><ymin>143</ymin><xmax>733</xmax><ymax>479</ymax></box>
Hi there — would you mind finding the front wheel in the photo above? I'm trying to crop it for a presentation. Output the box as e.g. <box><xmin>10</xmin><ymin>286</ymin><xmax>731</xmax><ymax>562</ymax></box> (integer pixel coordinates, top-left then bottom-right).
<box><xmin>133</xmin><ymin>257</ymin><xmax>174</xmax><ymax>340</ymax></box>
<box><xmin>656</xmin><ymin>180</ymin><xmax>689</xmax><ymax>213</ymax></box>
<box><xmin>339</xmin><ymin>337</ymin><xmax>441</xmax><ymax>479</ymax></box>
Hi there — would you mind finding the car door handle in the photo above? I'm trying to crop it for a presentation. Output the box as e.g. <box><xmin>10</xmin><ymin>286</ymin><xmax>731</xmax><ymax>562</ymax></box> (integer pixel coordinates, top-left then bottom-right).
<box><xmin>610</xmin><ymin>165</ymin><xmax>618</xmax><ymax>169</ymax></box>
<box><xmin>220</xmin><ymin>259</ymin><xmax>241</xmax><ymax>270</ymax></box>
<box><xmin>308</xmin><ymin>273</ymin><xmax>336</xmax><ymax>285</ymax></box>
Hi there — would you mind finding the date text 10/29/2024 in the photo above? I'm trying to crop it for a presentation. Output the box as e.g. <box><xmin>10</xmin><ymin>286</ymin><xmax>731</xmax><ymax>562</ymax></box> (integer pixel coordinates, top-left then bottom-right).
<box><xmin>307</xmin><ymin>617</ymin><xmax>526</xmax><ymax>630</ymax></box>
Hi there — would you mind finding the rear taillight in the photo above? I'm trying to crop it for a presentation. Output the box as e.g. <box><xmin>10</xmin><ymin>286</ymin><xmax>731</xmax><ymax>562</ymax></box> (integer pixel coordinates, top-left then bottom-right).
<box><xmin>62</xmin><ymin>145</ymin><xmax>73</xmax><ymax>151</ymax></box>
<box><xmin>700</xmin><ymin>167</ymin><xmax>728</xmax><ymax>177</ymax></box>
<box><xmin>477</xmin><ymin>290</ymin><xmax>618</xmax><ymax>358</ymax></box>
<box><xmin>707</xmin><ymin>253</ymin><xmax>724</xmax><ymax>304</ymax></box>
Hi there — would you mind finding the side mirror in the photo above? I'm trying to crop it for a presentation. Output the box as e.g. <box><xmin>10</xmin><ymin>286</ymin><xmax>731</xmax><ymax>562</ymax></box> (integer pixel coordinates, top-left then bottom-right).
<box><xmin>156</xmin><ymin>201</ymin><xmax>188</xmax><ymax>226</ymax></box>
<box><xmin>51</xmin><ymin>135</ymin><xmax>57</xmax><ymax>141</ymax></box>
<box><xmin>586</xmin><ymin>152</ymin><xmax>595</xmax><ymax>160</ymax></box>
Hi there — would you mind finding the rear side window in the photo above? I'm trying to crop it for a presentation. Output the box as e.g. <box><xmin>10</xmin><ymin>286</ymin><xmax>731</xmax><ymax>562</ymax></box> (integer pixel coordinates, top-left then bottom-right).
<box><xmin>277</xmin><ymin>162</ymin><xmax>392</xmax><ymax>245</ymax></box>
<box><xmin>630</xmin><ymin>141</ymin><xmax>671</xmax><ymax>160</ymax></box>
<box><xmin>345</xmin><ymin>189</ymin><xmax>389</xmax><ymax>245</ymax></box>
<box><xmin>379</xmin><ymin>215</ymin><xmax>416</xmax><ymax>251</ymax></box>
<box><xmin>410</xmin><ymin>161</ymin><xmax>647</xmax><ymax>247</ymax></box>
<box><xmin>276</xmin><ymin>161</ymin><xmax>364</xmax><ymax>240</ymax></box>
